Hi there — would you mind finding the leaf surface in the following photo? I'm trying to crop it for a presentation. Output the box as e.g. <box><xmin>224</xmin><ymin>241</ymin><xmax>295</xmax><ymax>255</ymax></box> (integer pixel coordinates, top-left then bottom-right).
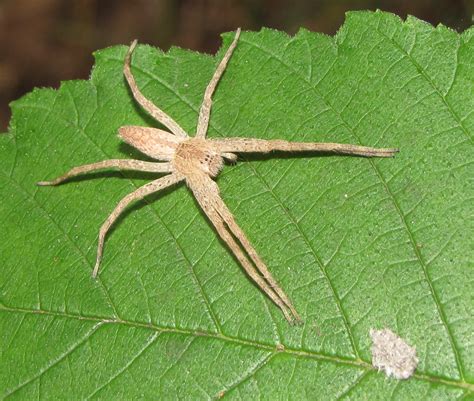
<box><xmin>1</xmin><ymin>11</ymin><xmax>473</xmax><ymax>400</ymax></box>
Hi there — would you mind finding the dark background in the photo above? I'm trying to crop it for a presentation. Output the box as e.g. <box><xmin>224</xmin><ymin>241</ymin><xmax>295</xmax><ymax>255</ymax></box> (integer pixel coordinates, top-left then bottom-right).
<box><xmin>1</xmin><ymin>0</ymin><xmax>473</xmax><ymax>132</ymax></box>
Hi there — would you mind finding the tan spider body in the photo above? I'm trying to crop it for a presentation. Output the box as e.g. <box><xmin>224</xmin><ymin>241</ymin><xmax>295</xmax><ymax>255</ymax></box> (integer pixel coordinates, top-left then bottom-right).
<box><xmin>38</xmin><ymin>29</ymin><xmax>398</xmax><ymax>324</ymax></box>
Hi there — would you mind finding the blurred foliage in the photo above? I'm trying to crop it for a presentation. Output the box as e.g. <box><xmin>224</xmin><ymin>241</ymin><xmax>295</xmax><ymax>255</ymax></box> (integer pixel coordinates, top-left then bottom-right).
<box><xmin>0</xmin><ymin>0</ymin><xmax>473</xmax><ymax>131</ymax></box>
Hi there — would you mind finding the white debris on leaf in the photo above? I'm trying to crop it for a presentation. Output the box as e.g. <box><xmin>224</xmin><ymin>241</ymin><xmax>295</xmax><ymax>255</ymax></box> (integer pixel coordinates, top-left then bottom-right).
<box><xmin>370</xmin><ymin>328</ymin><xmax>419</xmax><ymax>380</ymax></box>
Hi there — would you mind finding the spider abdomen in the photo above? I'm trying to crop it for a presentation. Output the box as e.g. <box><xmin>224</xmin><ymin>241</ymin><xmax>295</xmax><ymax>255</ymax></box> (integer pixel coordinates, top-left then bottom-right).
<box><xmin>119</xmin><ymin>126</ymin><xmax>182</xmax><ymax>161</ymax></box>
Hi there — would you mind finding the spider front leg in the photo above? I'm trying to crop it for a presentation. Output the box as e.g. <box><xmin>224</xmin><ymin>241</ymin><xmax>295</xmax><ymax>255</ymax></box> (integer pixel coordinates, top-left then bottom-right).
<box><xmin>93</xmin><ymin>173</ymin><xmax>183</xmax><ymax>277</ymax></box>
<box><xmin>195</xmin><ymin>28</ymin><xmax>241</xmax><ymax>139</ymax></box>
<box><xmin>212</xmin><ymin>193</ymin><xmax>302</xmax><ymax>323</ymax></box>
<box><xmin>37</xmin><ymin>159</ymin><xmax>172</xmax><ymax>186</ymax></box>
<box><xmin>188</xmin><ymin>174</ymin><xmax>301</xmax><ymax>324</ymax></box>
<box><xmin>212</xmin><ymin>138</ymin><xmax>399</xmax><ymax>157</ymax></box>
<box><xmin>124</xmin><ymin>40</ymin><xmax>188</xmax><ymax>138</ymax></box>
<box><xmin>196</xmin><ymin>191</ymin><xmax>297</xmax><ymax>323</ymax></box>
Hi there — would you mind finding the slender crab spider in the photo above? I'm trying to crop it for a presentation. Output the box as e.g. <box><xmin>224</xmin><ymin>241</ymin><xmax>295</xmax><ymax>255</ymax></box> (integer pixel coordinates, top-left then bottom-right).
<box><xmin>38</xmin><ymin>28</ymin><xmax>398</xmax><ymax>324</ymax></box>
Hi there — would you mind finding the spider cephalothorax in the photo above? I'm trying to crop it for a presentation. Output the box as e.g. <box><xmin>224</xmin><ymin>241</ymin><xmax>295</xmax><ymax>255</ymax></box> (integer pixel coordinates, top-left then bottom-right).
<box><xmin>174</xmin><ymin>139</ymin><xmax>225</xmax><ymax>178</ymax></box>
<box><xmin>38</xmin><ymin>28</ymin><xmax>398</xmax><ymax>324</ymax></box>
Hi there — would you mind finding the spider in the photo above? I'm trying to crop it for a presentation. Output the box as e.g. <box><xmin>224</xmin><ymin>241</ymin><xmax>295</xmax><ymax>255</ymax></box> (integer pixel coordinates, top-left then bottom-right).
<box><xmin>38</xmin><ymin>28</ymin><xmax>398</xmax><ymax>324</ymax></box>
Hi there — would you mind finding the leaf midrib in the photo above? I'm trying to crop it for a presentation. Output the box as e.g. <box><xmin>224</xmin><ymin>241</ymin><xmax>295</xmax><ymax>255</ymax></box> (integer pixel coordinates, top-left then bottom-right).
<box><xmin>1</xmin><ymin>304</ymin><xmax>473</xmax><ymax>392</ymax></box>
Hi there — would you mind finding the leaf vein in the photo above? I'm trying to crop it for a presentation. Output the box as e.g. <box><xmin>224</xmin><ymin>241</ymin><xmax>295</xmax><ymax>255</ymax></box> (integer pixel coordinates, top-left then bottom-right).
<box><xmin>86</xmin><ymin>331</ymin><xmax>160</xmax><ymax>399</ymax></box>
<box><xmin>4</xmin><ymin>322</ymin><xmax>103</xmax><ymax>399</ymax></box>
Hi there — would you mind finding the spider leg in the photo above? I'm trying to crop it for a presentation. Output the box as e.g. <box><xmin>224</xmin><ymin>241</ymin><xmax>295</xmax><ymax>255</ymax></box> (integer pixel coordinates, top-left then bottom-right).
<box><xmin>198</xmin><ymin>193</ymin><xmax>295</xmax><ymax>323</ymax></box>
<box><xmin>212</xmin><ymin>194</ymin><xmax>302</xmax><ymax>324</ymax></box>
<box><xmin>195</xmin><ymin>28</ymin><xmax>241</xmax><ymax>139</ymax></box>
<box><xmin>188</xmin><ymin>175</ymin><xmax>299</xmax><ymax>324</ymax></box>
<box><xmin>212</xmin><ymin>138</ymin><xmax>399</xmax><ymax>157</ymax></box>
<box><xmin>37</xmin><ymin>159</ymin><xmax>172</xmax><ymax>186</ymax></box>
<box><xmin>93</xmin><ymin>173</ymin><xmax>184</xmax><ymax>277</ymax></box>
<box><xmin>222</xmin><ymin>152</ymin><xmax>238</xmax><ymax>162</ymax></box>
<box><xmin>124</xmin><ymin>40</ymin><xmax>188</xmax><ymax>138</ymax></box>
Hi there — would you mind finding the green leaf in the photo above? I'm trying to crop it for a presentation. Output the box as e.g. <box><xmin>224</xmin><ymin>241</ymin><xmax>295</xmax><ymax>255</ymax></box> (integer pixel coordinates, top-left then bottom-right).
<box><xmin>1</xmin><ymin>10</ymin><xmax>473</xmax><ymax>399</ymax></box>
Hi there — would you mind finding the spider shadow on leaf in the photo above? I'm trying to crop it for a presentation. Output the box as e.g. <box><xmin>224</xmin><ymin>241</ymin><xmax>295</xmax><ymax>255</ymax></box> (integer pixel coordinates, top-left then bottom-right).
<box><xmin>234</xmin><ymin>148</ymin><xmax>372</xmax><ymax>164</ymax></box>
